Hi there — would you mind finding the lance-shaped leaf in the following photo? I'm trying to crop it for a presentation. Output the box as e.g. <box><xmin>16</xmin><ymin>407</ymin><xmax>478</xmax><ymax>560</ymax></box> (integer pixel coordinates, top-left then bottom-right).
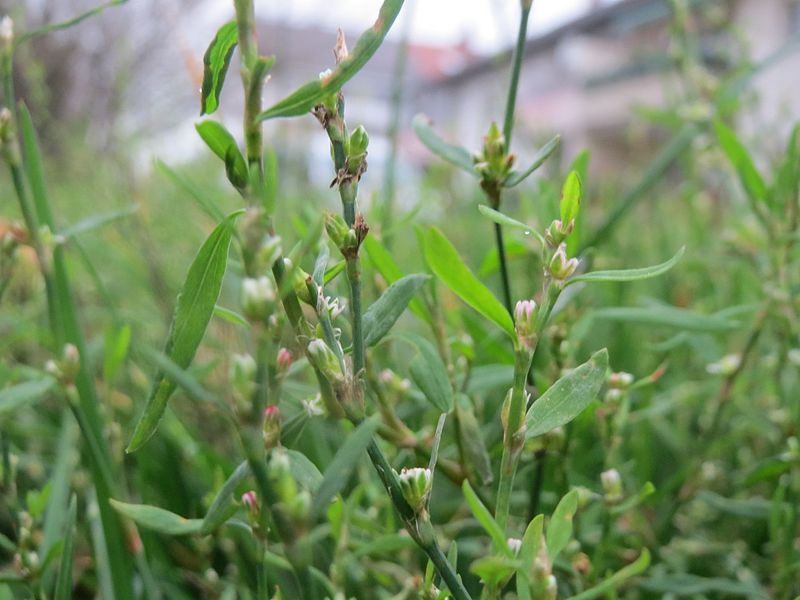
<box><xmin>560</xmin><ymin>170</ymin><xmax>582</xmax><ymax>225</ymax></box>
<box><xmin>363</xmin><ymin>274</ymin><xmax>429</xmax><ymax>347</ymax></box>
<box><xmin>127</xmin><ymin>211</ymin><xmax>242</xmax><ymax>452</ymax></box>
<box><xmin>109</xmin><ymin>500</ymin><xmax>203</xmax><ymax>535</ymax></box>
<box><xmin>503</xmin><ymin>134</ymin><xmax>561</xmax><ymax>188</ymax></box>
<box><xmin>454</xmin><ymin>394</ymin><xmax>493</xmax><ymax>485</ymax></box>
<box><xmin>477</xmin><ymin>205</ymin><xmax>545</xmax><ymax>246</ymax></box>
<box><xmin>195</xmin><ymin>121</ymin><xmax>248</xmax><ymax>190</ymax></box>
<box><xmin>423</xmin><ymin>226</ymin><xmax>514</xmax><ymax>338</ymax></box>
<box><xmin>0</xmin><ymin>378</ymin><xmax>55</xmax><ymax>415</ymax></box>
<box><xmin>590</xmin><ymin>306</ymin><xmax>737</xmax><ymax>333</ymax></box>
<box><xmin>363</xmin><ymin>237</ymin><xmax>430</xmax><ymax>323</ymax></box>
<box><xmin>714</xmin><ymin>120</ymin><xmax>767</xmax><ymax>203</ymax></box>
<box><xmin>257</xmin><ymin>0</ymin><xmax>404</xmax><ymax>120</ymax></box>
<box><xmin>517</xmin><ymin>514</ymin><xmax>545</xmax><ymax>600</ymax></box>
<box><xmin>413</xmin><ymin>114</ymin><xmax>476</xmax><ymax>174</ymax></box>
<box><xmin>547</xmin><ymin>489</ymin><xmax>578</xmax><ymax>561</ymax></box>
<box><xmin>201</xmin><ymin>21</ymin><xmax>238</xmax><ymax>115</ymax></box>
<box><xmin>525</xmin><ymin>349</ymin><xmax>608</xmax><ymax>439</ymax></box>
<box><xmin>310</xmin><ymin>418</ymin><xmax>379</xmax><ymax>520</ymax></box>
<box><xmin>567</xmin><ymin>246</ymin><xmax>685</xmax><ymax>286</ymax></box>
<box><xmin>399</xmin><ymin>333</ymin><xmax>453</xmax><ymax>413</ymax></box>
<box><xmin>462</xmin><ymin>480</ymin><xmax>513</xmax><ymax>557</ymax></box>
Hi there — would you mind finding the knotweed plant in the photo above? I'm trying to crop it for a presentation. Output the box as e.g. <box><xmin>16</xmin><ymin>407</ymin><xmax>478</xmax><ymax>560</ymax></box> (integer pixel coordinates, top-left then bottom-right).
<box><xmin>3</xmin><ymin>0</ymin><xmax>795</xmax><ymax>599</ymax></box>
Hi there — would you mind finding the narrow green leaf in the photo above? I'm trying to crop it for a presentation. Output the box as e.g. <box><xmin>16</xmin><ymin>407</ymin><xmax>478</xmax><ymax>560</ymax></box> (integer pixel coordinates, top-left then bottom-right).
<box><xmin>697</xmin><ymin>491</ymin><xmax>774</xmax><ymax>519</ymax></box>
<box><xmin>0</xmin><ymin>378</ymin><xmax>55</xmax><ymax>416</ymax></box>
<box><xmin>427</xmin><ymin>413</ymin><xmax>448</xmax><ymax>476</ymax></box>
<box><xmin>568</xmin><ymin>549</ymin><xmax>650</xmax><ymax>600</ymax></box>
<box><xmin>413</xmin><ymin>114</ymin><xmax>476</xmax><ymax>174</ymax></box>
<box><xmin>310</xmin><ymin>418</ymin><xmax>379</xmax><ymax>520</ymax></box>
<box><xmin>313</xmin><ymin>243</ymin><xmax>330</xmax><ymax>285</ymax></box>
<box><xmin>324</xmin><ymin>260</ymin><xmax>346</xmax><ymax>285</ymax></box>
<box><xmin>582</xmin><ymin>124</ymin><xmax>697</xmax><ymax>252</ymax></box>
<box><xmin>526</xmin><ymin>349</ymin><xmax>608</xmax><ymax>439</ymax></box>
<box><xmin>503</xmin><ymin>134</ymin><xmax>561</xmax><ymax>187</ymax></box>
<box><xmin>363</xmin><ymin>237</ymin><xmax>430</xmax><ymax>323</ymax></box>
<box><xmin>16</xmin><ymin>1</ymin><xmax>126</xmax><ymax>45</ymax></box>
<box><xmin>546</xmin><ymin>489</ymin><xmax>578</xmax><ymax>561</ymax></box>
<box><xmin>201</xmin><ymin>461</ymin><xmax>250</xmax><ymax>534</ymax></box>
<box><xmin>257</xmin><ymin>0</ymin><xmax>404</xmax><ymax>120</ymax></box>
<box><xmin>103</xmin><ymin>325</ymin><xmax>131</xmax><ymax>385</ymax></box>
<box><xmin>610</xmin><ymin>481</ymin><xmax>655</xmax><ymax>516</ymax></box>
<box><xmin>363</xmin><ymin>274</ymin><xmax>429</xmax><ymax>347</ymax></box>
<box><xmin>462</xmin><ymin>480</ymin><xmax>511</xmax><ymax>557</ymax></box>
<box><xmin>155</xmin><ymin>159</ymin><xmax>225</xmax><ymax>222</ymax></box>
<box><xmin>200</xmin><ymin>21</ymin><xmax>238</xmax><ymax>115</ymax></box>
<box><xmin>400</xmin><ymin>333</ymin><xmax>453</xmax><ymax>413</ymax></box>
<box><xmin>567</xmin><ymin>247</ymin><xmax>685</xmax><ymax>286</ymax></box>
<box><xmin>470</xmin><ymin>556</ymin><xmax>520</xmax><ymax>587</ymax></box>
<box><xmin>642</xmin><ymin>572</ymin><xmax>768</xmax><ymax>598</ymax></box>
<box><xmin>53</xmin><ymin>495</ymin><xmax>77</xmax><ymax>600</ymax></box>
<box><xmin>423</xmin><ymin>226</ymin><xmax>514</xmax><ymax>338</ymax></box>
<box><xmin>213</xmin><ymin>305</ymin><xmax>248</xmax><ymax>327</ymax></box>
<box><xmin>560</xmin><ymin>170</ymin><xmax>582</xmax><ymax>225</ymax></box>
<box><xmin>109</xmin><ymin>500</ymin><xmax>203</xmax><ymax>535</ymax></box>
<box><xmin>286</xmin><ymin>450</ymin><xmax>323</xmax><ymax>492</ymax></box>
<box><xmin>127</xmin><ymin>211</ymin><xmax>242</xmax><ymax>452</ymax></box>
<box><xmin>59</xmin><ymin>205</ymin><xmax>139</xmax><ymax>239</ymax></box>
<box><xmin>454</xmin><ymin>394</ymin><xmax>493</xmax><ymax>485</ymax></box>
<box><xmin>714</xmin><ymin>120</ymin><xmax>767</xmax><ymax>203</ymax></box>
<box><xmin>590</xmin><ymin>306</ymin><xmax>738</xmax><ymax>333</ymax></box>
<box><xmin>477</xmin><ymin>205</ymin><xmax>545</xmax><ymax>247</ymax></box>
<box><xmin>517</xmin><ymin>514</ymin><xmax>544</xmax><ymax>600</ymax></box>
<box><xmin>195</xmin><ymin>121</ymin><xmax>248</xmax><ymax>190</ymax></box>
<box><xmin>353</xmin><ymin>533</ymin><xmax>417</xmax><ymax>558</ymax></box>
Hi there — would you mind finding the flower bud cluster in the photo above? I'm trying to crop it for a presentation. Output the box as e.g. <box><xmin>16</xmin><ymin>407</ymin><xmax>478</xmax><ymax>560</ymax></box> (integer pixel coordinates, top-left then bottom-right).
<box><xmin>514</xmin><ymin>299</ymin><xmax>538</xmax><ymax>352</ymax></box>
<box><xmin>241</xmin><ymin>276</ymin><xmax>276</xmax><ymax>322</ymax></box>
<box><xmin>262</xmin><ymin>405</ymin><xmax>281</xmax><ymax>450</ymax></box>
<box><xmin>601</xmin><ymin>468</ymin><xmax>623</xmax><ymax>504</ymax></box>
<box><xmin>396</xmin><ymin>466</ymin><xmax>432</xmax><ymax>513</ymax></box>
<box><xmin>45</xmin><ymin>344</ymin><xmax>80</xmax><ymax>386</ymax></box>
<box><xmin>474</xmin><ymin>122</ymin><xmax>515</xmax><ymax>188</ymax></box>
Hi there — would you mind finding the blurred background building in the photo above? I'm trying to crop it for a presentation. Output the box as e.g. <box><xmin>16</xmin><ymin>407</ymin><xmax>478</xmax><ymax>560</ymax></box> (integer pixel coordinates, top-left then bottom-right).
<box><xmin>3</xmin><ymin>0</ymin><xmax>800</xmax><ymax>194</ymax></box>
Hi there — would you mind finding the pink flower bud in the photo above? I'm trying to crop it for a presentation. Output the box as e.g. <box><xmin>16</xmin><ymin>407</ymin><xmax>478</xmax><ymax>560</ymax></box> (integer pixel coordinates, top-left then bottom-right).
<box><xmin>276</xmin><ymin>348</ymin><xmax>292</xmax><ymax>373</ymax></box>
<box><xmin>241</xmin><ymin>490</ymin><xmax>258</xmax><ymax>516</ymax></box>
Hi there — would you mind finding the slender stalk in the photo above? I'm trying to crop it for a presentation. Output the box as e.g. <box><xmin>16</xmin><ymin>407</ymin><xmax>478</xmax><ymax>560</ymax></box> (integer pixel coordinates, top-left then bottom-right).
<box><xmin>493</xmin><ymin>350</ymin><xmax>531</xmax><ymax>534</ymax></box>
<box><xmin>490</xmin><ymin>1</ymin><xmax>532</xmax><ymax>316</ymax></box>
<box><xmin>493</xmin><ymin>221</ymin><xmax>513</xmax><ymax>313</ymax></box>
<box><xmin>365</xmin><ymin>441</ymin><xmax>472</xmax><ymax>600</ymax></box>
<box><xmin>380</xmin><ymin>0</ymin><xmax>415</xmax><ymax>249</ymax></box>
<box><xmin>501</xmin><ymin>2</ymin><xmax>531</xmax><ymax>152</ymax></box>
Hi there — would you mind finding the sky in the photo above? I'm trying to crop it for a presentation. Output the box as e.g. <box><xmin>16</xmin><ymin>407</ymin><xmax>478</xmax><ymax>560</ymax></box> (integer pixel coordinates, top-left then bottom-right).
<box><xmin>205</xmin><ymin>0</ymin><xmax>596</xmax><ymax>54</ymax></box>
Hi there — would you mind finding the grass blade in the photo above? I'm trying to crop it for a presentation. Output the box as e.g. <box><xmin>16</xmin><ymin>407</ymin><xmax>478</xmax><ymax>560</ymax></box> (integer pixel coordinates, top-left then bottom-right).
<box><xmin>53</xmin><ymin>495</ymin><xmax>78</xmax><ymax>600</ymax></box>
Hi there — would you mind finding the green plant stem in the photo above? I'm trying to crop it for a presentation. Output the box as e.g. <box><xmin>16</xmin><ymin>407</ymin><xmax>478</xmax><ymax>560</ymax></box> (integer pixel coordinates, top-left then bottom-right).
<box><xmin>502</xmin><ymin>3</ymin><xmax>531</xmax><ymax>152</ymax></box>
<box><xmin>365</xmin><ymin>440</ymin><xmax>472</xmax><ymax>600</ymax></box>
<box><xmin>493</xmin><ymin>222</ymin><xmax>513</xmax><ymax>313</ymax></box>
<box><xmin>323</xmin><ymin>100</ymin><xmax>468</xmax><ymax>598</ymax></box>
<box><xmin>493</xmin><ymin>350</ymin><xmax>531</xmax><ymax>535</ymax></box>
